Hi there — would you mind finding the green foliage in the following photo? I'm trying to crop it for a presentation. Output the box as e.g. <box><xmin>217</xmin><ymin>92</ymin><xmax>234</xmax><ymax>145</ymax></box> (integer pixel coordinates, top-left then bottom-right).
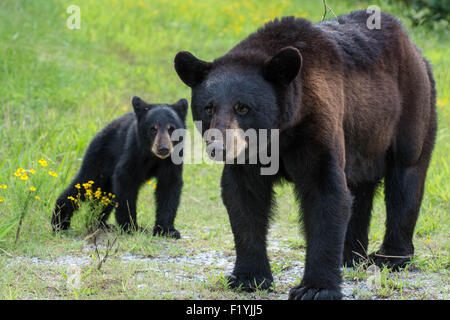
<box><xmin>394</xmin><ymin>0</ymin><xmax>450</xmax><ymax>27</ymax></box>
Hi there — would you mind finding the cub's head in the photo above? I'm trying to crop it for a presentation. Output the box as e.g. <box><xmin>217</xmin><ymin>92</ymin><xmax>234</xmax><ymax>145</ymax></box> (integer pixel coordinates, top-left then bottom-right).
<box><xmin>173</xmin><ymin>47</ymin><xmax>302</xmax><ymax>160</ymax></box>
<box><xmin>132</xmin><ymin>96</ymin><xmax>188</xmax><ymax>159</ymax></box>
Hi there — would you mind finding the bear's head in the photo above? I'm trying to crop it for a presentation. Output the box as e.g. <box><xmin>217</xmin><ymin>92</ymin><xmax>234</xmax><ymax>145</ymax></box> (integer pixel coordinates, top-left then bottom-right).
<box><xmin>132</xmin><ymin>96</ymin><xmax>188</xmax><ymax>159</ymax></box>
<box><xmin>173</xmin><ymin>47</ymin><xmax>302</xmax><ymax>161</ymax></box>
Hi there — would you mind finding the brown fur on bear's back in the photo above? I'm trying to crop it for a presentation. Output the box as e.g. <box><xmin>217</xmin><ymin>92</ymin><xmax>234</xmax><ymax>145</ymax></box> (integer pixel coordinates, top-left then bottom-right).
<box><xmin>217</xmin><ymin>11</ymin><xmax>435</xmax><ymax>183</ymax></box>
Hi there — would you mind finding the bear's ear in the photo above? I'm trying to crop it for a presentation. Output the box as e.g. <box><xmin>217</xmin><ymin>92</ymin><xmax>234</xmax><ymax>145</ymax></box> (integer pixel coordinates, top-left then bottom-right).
<box><xmin>263</xmin><ymin>46</ymin><xmax>302</xmax><ymax>87</ymax></box>
<box><xmin>132</xmin><ymin>96</ymin><xmax>152</xmax><ymax>117</ymax></box>
<box><xmin>172</xmin><ymin>98</ymin><xmax>188</xmax><ymax>122</ymax></box>
<box><xmin>174</xmin><ymin>51</ymin><xmax>212</xmax><ymax>87</ymax></box>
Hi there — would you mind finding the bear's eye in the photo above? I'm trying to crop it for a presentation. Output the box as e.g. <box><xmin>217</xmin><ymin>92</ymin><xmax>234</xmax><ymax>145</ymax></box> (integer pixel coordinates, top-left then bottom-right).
<box><xmin>150</xmin><ymin>126</ymin><xmax>157</xmax><ymax>134</ymax></box>
<box><xmin>168</xmin><ymin>125</ymin><xmax>175</xmax><ymax>134</ymax></box>
<box><xmin>234</xmin><ymin>103</ymin><xmax>249</xmax><ymax>115</ymax></box>
<box><xmin>204</xmin><ymin>105</ymin><xmax>213</xmax><ymax>116</ymax></box>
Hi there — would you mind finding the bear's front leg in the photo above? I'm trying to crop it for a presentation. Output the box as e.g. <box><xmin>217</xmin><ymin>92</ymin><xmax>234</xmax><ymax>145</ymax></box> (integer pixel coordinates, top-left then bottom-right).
<box><xmin>152</xmin><ymin>163</ymin><xmax>183</xmax><ymax>239</ymax></box>
<box><xmin>221</xmin><ymin>165</ymin><xmax>275</xmax><ymax>291</ymax></box>
<box><xmin>287</xmin><ymin>153</ymin><xmax>352</xmax><ymax>300</ymax></box>
<box><xmin>112</xmin><ymin>169</ymin><xmax>140</xmax><ymax>232</ymax></box>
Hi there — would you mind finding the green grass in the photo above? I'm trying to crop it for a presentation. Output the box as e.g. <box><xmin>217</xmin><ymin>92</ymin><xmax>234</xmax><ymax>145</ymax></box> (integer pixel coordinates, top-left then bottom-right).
<box><xmin>0</xmin><ymin>0</ymin><xmax>448</xmax><ymax>299</ymax></box>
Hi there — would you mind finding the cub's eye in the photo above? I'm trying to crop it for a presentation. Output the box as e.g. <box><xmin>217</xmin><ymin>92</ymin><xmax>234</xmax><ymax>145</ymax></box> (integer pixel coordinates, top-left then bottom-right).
<box><xmin>150</xmin><ymin>126</ymin><xmax>157</xmax><ymax>134</ymax></box>
<box><xmin>234</xmin><ymin>103</ymin><xmax>249</xmax><ymax>115</ymax></box>
<box><xmin>204</xmin><ymin>105</ymin><xmax>213</xmax><ymax>116</ymax></box>
<box><xmin>168</xmin><ymin>125</ymin><xmax>175</xmax><ymax>133</ymax></box>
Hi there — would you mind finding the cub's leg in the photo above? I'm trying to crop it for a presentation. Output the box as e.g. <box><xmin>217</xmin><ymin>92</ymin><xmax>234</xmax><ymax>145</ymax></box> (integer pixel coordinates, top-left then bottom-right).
<box><xmin>221</xmin><ymin>165</ymin><xmax>275</xmax><ymax>291</ymax></box>
<box><xmin>52</xmin><ymin>171</ymin><xmax>103</xmax><ymax>231</ymax></box>
<box><xmin>112</xmin><ymin>168</ymin><xmax>140</xmax><ymax>232</ymax></box>
<box><xmin>52</xmin><ymin>181</ymin><xmax>83</xmax><ymax>231</ymax></box>
<box><xmin>152</xmin><ymin>163</ymin><xmax>183</xmax><ymax>239</ymax></box>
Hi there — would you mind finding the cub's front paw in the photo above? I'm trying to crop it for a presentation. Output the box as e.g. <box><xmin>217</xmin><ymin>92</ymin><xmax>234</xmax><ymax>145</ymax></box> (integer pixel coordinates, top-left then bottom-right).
<box><xmin>51</xmin><ymin>221</ymin><xmax>71</xmax><ymax>233</ymax></box>
<box><xmin>288</xmin><ymin>285</ymin><xmax>342</xmax><ymax>300</ymax></box>
<box><xmin>227</xmin><ymin>274</ymin><xmax>273</xmax><ymax>292</ymax></box>
<box><xmin>152</xmin><ymin>225</ymin><xmax>181</xmax><ymax>239</ymax></box>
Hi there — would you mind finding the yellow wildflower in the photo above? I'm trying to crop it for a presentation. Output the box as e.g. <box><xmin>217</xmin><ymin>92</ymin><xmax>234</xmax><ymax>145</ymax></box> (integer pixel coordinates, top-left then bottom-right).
<box><xmin>48</xmin><ymin>171</ymin><xmax>58</xmax><ymax>178</ymax></box>
<box><xmin>83</xmin><ymin>182</ymin><xmax>92</xmax><ymax>190</ymax></box>
<box><xmin>0</xmin><ymin>196</ymin><xmax>3</xmax><ymax>203</ymax></box>
<box><xmin>29</xmin><ymin>186</ymin><xmax>36</xmax><ymax>191</ymax></box>
<box><xmin>101</xmin><ymin>196</ymin><xmax>112</xmax><ymax>206</ymax></box>
<box><xmin>38</xmin><ymin>158</ymin><xmax>48</xmax><ymax>167</ymax></box>
<box><xmin>29</xmin><ymin>169</ymin><xmax>36</xmax><ymax>174</ymax></box>
<box><xmin>35</xmin><ymin>195</ymin><xmax>40</xmax><ymax>200</ymax></box>
<box><xmin>20</xmin><ymin>173</ymin><xmax>29</xmax><ymax>181</ymax></box>
<box><xmin>153</xmin><ymin>184</ymin><xmax>157</xmax><ymax>189</ymax></box>
<box><xmin>75</xmin><ymin>183</ymin><xmax>81</xmax><ymax>189</ymax></box>
<box><xmin>426</xmin><ymin>236</ymin><xmax>430</xmax><ymax>244</ymax></box>
<box><xmin>67</xmin><ymin>196</ymin><xmax>78</xmax><ymax>203</ymax></box>
<box><xmin>14</xmin><ymin>168</ymin><xmax>25</xmax><ymax>177</ymax></box>
<box><xmin>0</xmin><ymin>184</ymin><xmax>7</xmax><ymax>189</ymax></box>
<box><xmin>146</xmin><ymin>180</ymin><xmax>152</xmax><ymax>185</ymax></box>
<box><xmin>85</xmin><ymin>189</ymin><xmax>93</xmax><ymax>199</ymax></box>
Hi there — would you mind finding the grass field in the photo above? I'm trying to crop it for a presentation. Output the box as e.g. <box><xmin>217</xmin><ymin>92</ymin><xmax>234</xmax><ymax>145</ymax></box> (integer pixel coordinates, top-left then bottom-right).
<box><xmin>0</xmin><ymin>0</ymin><xmax>448</xmax><ymax>299</ymax></box>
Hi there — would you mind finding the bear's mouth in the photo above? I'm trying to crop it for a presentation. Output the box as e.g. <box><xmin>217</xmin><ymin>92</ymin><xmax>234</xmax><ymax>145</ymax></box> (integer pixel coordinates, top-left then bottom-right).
<box><xmin>155</xmin><ymin>152</ymin><xmax>171</xmax><ymax>159</ymax></box>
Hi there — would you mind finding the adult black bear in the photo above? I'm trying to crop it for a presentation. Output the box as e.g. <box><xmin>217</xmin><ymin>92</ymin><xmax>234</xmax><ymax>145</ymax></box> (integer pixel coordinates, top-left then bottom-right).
<box><xmin>174</xmin><ymin>11</ymin><xmax>436</xmax><ymax>299</ymax></box>
<box><xmin>52</xmin><ymin>97</ymin><xmax>187</xmax><ymax>238</ymax></box>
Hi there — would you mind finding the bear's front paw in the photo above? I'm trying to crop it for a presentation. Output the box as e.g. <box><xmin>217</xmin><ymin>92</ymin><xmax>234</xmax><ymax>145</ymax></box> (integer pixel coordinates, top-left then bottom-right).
<box><xmin>152</xmin><ymin>225</ymin><xmax>181</xmax><ymax>239</ymax></box>
<box><xmin>227</xmin><ymin>274</ymin><xmax>273</xmax><ymax>292</ymax></box>
<box><xmin>288</xmin><ymin>285</ymin><xmax>342</xmax><ymax>300</ymax></box>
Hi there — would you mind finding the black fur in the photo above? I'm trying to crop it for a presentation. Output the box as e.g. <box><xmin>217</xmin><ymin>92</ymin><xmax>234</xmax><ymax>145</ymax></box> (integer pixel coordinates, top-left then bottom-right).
<box><xmin>174</xmin><ymin>10</ymin><xmax>437</xmax><ymax>300</ymax></box>
<box><xmin>51</xmin><ymin>97</ymin><xmax>188</xmax><ymax>237</ymax></box>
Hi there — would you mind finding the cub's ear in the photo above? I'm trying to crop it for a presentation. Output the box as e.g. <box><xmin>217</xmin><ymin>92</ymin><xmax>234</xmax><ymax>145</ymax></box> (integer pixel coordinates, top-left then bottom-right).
<box><xmin>132</xmin><ymin>96</ymin><xmax>152</xmax><ymax>117</ymax></box>
<box><xmin>263</xmin><ymin>46</ymin><xmax>302</xmax><ymax>86</ymax></box>
<box><xmin>172</xmin><ymin>98</ymin><xmax>188</xmax><ymax>122</ymax></box>
<box><xmin>174</xmin><ymin>51</ymin><xmax>212</xmax><ymax>87</ymax></box>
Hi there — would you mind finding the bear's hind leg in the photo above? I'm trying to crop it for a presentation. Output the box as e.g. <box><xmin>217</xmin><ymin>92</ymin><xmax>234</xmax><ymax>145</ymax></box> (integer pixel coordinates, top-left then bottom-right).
<box><xmin>371</xmin><ymin>121</ymin><xmax>435</xmax><ymax>269</ymax></box>
<box><xmin>52</xmin><ymin>186</ymin><xmax>80</xmax><ymax>232</ymax></box>
<box><xmin>370</xmin><ymin>156</ymin><xmax>431</xmax><ymax>270</ymax></box>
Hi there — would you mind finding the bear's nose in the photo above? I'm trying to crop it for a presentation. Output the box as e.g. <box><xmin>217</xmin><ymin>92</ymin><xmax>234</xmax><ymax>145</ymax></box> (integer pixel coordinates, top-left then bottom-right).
<box><xmin>157</xmin><ymin>146</ymin><xmax>170</xmax><ymax>156</ymax></box>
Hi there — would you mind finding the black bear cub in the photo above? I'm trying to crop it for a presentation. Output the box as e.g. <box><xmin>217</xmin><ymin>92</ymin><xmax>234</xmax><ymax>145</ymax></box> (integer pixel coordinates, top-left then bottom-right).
<box><xmin>51</xmin><ymin>96</ymin><xmax>187</xmax><ymax>238</ymax></box>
